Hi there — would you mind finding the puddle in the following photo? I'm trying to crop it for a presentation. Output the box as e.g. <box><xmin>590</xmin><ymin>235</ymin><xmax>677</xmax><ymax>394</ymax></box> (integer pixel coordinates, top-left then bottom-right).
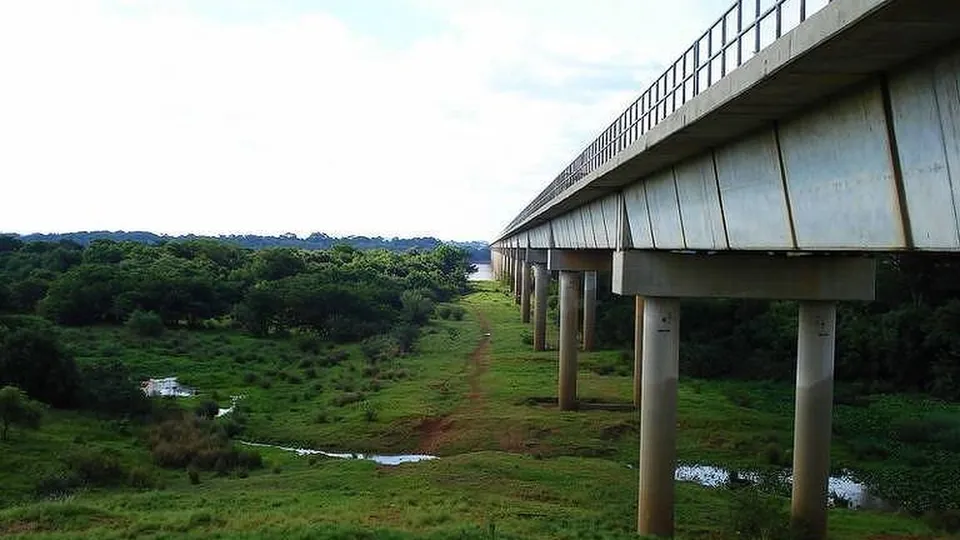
<box><xmin>141</xmin><ymin>377</ymin><xmax>195</xmax><ymax>397</ymax></box>
<box><xmin>674</xmin><ymin>464</ymin><xmax>891</xmax><ymax>510</ymax></box>
<box><xmin>239</xmin><ymin>441</ymin><xmax>437</xmax><ymax>466</ymax></box>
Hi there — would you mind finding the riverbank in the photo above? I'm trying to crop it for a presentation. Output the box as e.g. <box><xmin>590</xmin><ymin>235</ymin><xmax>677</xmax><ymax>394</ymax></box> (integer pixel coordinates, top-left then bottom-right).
<box><xmin>0</xmin><ymin>282</ymin><xmax>956</xmax><ymax>538</ymax></box>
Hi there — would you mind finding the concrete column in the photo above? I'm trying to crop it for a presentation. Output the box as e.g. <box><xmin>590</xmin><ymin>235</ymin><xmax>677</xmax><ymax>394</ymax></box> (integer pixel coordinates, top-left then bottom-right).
<box><xmin>514</xmin><ymin>255</ymin><xmax>522</xmax><ymax>305</ymax></box>
<box><xmin>521</xmin><ymin>262</ymin><xmax>532</xmax><ymax>323</ymax></box>
<box><xmin>791</xmin><ymin>301</ymin><xmax>837</xmax><ymax>540</ymax></box>
<box><xmin>637</xmin><ymin>297</ymin><xmax>680</xmax><ymax>538</ymax></box>
<box><xmin>582</xmin><ymin>270</ymin><xmax>597</xmax><ymax>351</ymax></box>
<box><xmin>633</xmin><ymin>296</ymin><xmax>644</xmax><ymax>407</ymax></box>
<box><xmin>533</xmin><ymin>264</ymin><xmax>548</xmax><ymax>351</ymax></box>
<box><xmin>558</xmin><ymin>270</ymin><xmax>580</xmax><ymax>410</ymax></box>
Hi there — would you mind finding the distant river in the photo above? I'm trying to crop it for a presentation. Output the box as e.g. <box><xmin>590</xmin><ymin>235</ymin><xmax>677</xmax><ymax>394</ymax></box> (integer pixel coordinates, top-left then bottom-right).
<box><xmin>469</xmin><ymin>263</ymin><xmax>493</xmax><ymax>281</ymax></box>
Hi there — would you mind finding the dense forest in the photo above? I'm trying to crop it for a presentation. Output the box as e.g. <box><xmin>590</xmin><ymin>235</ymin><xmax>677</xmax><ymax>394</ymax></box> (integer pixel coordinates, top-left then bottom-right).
<box><xmin>6</xmin><ymin>231</ymin><xmax>491</xmax><ymax>263</ymax></box>
<box><xmin>0</xmin><ymin>235</ymin><xmax>475</xmax><ymax>411</ymax></box>
<box><xmin>585</xmin><ymin>253</ymin><xmax>960</xmax><ymax>400</ymax></box>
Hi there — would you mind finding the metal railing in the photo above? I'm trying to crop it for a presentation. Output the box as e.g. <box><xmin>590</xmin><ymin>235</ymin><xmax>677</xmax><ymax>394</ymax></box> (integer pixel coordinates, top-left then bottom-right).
<box><xmin>501</xmin><ymin>0</ymin><xmax>829</xmax><ymax>237</ymax></box>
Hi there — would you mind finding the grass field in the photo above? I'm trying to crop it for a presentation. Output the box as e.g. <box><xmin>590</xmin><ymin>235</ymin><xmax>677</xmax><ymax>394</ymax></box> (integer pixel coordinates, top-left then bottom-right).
<box><xmin>0</xmin><ymin>282</ymin><xmax>957</xmax><ymax>539</ymax></box>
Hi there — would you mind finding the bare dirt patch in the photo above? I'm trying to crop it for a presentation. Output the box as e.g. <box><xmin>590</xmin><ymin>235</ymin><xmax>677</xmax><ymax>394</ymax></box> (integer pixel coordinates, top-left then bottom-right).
<box><xmin>416</xmin><ymin>310</ymin><xmax>491</xmax><ymax>453</ymax></box>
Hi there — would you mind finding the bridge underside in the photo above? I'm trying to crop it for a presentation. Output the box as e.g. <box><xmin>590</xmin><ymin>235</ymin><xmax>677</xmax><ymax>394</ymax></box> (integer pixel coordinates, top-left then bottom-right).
<box><xmin>495</xmin><ymin>0</ymin><xmax>960</xmax><ymax>253</ymax></box>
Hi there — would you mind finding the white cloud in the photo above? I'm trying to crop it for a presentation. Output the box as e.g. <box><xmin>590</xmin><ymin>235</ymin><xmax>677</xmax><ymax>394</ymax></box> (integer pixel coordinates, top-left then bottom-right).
<box><xmin>0</xmin><ymin>0</ymin><xmax>733</xmax><ymax>240</ymax></box>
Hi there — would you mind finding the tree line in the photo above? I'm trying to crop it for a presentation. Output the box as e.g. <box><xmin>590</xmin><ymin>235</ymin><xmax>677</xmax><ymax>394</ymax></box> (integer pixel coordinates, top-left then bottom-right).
<box><xmin>5</xmin><ymin>231</ymin><xmax>491</xmax><ymax>263</ymax></box>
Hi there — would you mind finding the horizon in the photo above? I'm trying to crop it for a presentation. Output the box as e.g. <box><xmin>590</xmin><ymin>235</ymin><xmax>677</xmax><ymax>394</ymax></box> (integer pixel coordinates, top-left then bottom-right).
<box><xmin>4</xmin><ymin>229</ymin><xmax>490</xmax><ymax>245</ymax></box>
<box><xmin>0</xmin><ymin>0</ymin><xmax>732</xmax><ymax>241</ymax></box>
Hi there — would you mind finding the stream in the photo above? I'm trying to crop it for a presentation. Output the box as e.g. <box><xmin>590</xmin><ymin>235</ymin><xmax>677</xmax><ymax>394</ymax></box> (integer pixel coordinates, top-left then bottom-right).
<box><xmin>238</xmin><ymin>441</ymin><xmax>437</xmax><ymax>466</ymax></box>
<box><xmin>674</xmin><ymin>464</ymin><xmax>890</xmax><ymax>510</ymax></box>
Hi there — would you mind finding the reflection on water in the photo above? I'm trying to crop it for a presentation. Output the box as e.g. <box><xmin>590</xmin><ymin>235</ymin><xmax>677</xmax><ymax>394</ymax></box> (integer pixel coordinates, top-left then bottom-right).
<box><xmin>469</xmin><ymin>263</ymin><xmax>492</xmax><ymax>281</ymax></box>
<box><xmin>239</xmin><ymin>441</ymin><xmax>437</xmax><ymax>466</ymax></box>
<box><xmin>674</xmin><ymin>464</ymin><xmax>890</xmax><ymax>510</ymax></box>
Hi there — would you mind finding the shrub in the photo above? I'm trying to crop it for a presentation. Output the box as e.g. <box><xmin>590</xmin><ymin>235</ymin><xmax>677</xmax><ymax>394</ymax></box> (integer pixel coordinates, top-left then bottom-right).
<box><xmin>361</xmin><ymin>335</ymin><xmax>398</xmax><ymax>363</ymax></box>
<box><xmin>214</xmin><ymin>456</ymin><xmax>228</xmax><ymax>477</ymax></box>
<box><xmin>242</xmin><ymin>372</ymin><xmax>257</xmax><ymax>384</ymax></box>
<box><xmin>332</xmin><ymin>392</ymin><xmax>365</xmax><ymax>407</ymax></box>
<box><xmin>34</xmin><ymin>472</ymin><xmax>82</xmax><ymax>498</ymax></box>
<box><xmin>400</xmin><ymin>290</ymin><xmax>434</xmax><ymax>324</ymax></box>
<box><xmin>392</xmin><ymin>324</ymin><xmax>420</xmax><ymax>354</ymax></box>
<box><xmin>188</xmin><ymin>466</ymin><xmax>201</xmax><ymax>485</ymax></box>
<box><xmin>194</xmin><ymin>400</ymin><xmax>219</xmax><ymax>419</ymax></box>
<box><xmin>63</xmin><ymin>448</ymin><xmax>127</xmax><ymax>487</ymax></box>
<box><xmin>759</xmin><ymin>442</ymin><xmax>785</xmax><ymax>466</ymax></box>
<box><xmin>126</xmin><ymin>310</ymin><xmax>165</xmax><ymax>337</ymax></box>
<box><xmin>361</xmin><ymin>401</ymin><xmax>379</xmax><ymax>422</ymax></box>
<box><xmin>147</xmin><ymin>413</ymin><xmax>262</xmax><ymax>474</ymax></box>
<box><xmin>722</xmin><ymin>488</ymin><xmax>791</xmax><ymax>540</ymax></box>
<box><xmin>450</xmin><ymin>306</ymin><xmax>466</xmax><ymax>321</ymax></box>
<box><xmin>520</xmin><ymin>331</ymin><xmax>533</xmax><ymax>345</ymax></box>
<box><xmin>303</xmin><ymin>367</ymin><xmax>317</xmax><ymax>379</ymax></box>
<box><xmin>436</xmin><ymin>305</ymin><xmax>452</xmax><ymax>320</ymax></box>
<box><xmin>127</xmin><ymin>466</ymin><xmax>156</xmax><ymax>489</ymax></box>
<box><xmin>295</xmin><ymin>333</ymin><xmax>324</xmax><ymax>354</ymax></box>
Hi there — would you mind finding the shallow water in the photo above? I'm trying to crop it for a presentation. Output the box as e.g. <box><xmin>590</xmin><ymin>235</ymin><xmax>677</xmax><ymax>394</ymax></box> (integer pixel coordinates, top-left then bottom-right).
<box><xmin>239</xmin><ymin>441</ymin><xmax>437</xmax><ymax>466</ymax></box>
<box><xmin>141</xmin><ymin>376</ymin><xmax>195</xmax><ymax>397</ymax></box>
<box><xmin>469</xmin><ymin>263</ymin><xmax>492</xmax><ymax>281</ymax></box>
<box><xmin>674</xmin><ymin>464</ymin><xmax>890</xmax><ymax>510</ymax></box>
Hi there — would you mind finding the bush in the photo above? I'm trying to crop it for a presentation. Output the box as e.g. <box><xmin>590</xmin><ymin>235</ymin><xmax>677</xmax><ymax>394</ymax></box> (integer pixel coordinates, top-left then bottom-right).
<box><xmin>332</xmin><ymin>392</ymin><xmax>365</xmax><ymax>407</ymax></box>
<box><xmin>295</xmin><ymin>333</ymin><xmax>324</xmax><ymax>354</ymax></box>
<box><xmin>520</xmin><ymin>331</ymin><xmax>533</xmax><ymax>345</ymax></box>
<box><xmin>194</xmin><ymin>400</ymin><xmax>219</xmax><ymax>419</ymax></box>
<box><xmin>392</xmin><ymin>324</ymin><xmax>419</xmax><ymax>354</ymax></box>
<box><xmin>361</xmin><ymin>401</ymin><xmax>379</xmax><ymax>422</ymax></box>
<box><xmin>722</xmin><ymin>488</ymin><xmax>791</xmax><ymax>540</ymax></box>
<box><xmin>127</xmin><ymin>466</ymin><xmax>156</xmax><ymax>489</ymax></box>
<box><xmin>126</xmin><ymin>310</ymin><xmax>165</xmax><ymax>337</ymax></box>
<box><xmin>400</xmin><ymin>290</ymin><xmax>434</xmax><ymax>325</ymax></box>
<box><xmin>188</xmin><ymin>466</ymin><xmax>201</xmax><ymax>485</ymax></box>
<box><xmin>361</xmin><ymin>335</ymin><xmax>398</xmax><ymax>363</ymax></box>
<box><xmin>63</xmin><ymin>448</ymin><xmax>127</xmax><ymax>487</ymax></box>
<box><xmin>436</xmin><ymin>305</ymin><xmax>452</xmax><ymax>320</ymax></box>
<box><xmin>759</xmin><ymin>442</ymin><xmax>785</xmax><ymax>466</ymax></box>
<box><xmin>148</xmin><ymin>413</ymin><xmax>262</xmax><ymax>473</ymax></box>
<box><xmin>449</xmin><ymin>306</ymin><xmax>466</xmax><ymax>321</ymax></box>
<box><xmin>242</xmin><ymin>372</ymin><xmax>257</xmax><ymax>384</ymax></box>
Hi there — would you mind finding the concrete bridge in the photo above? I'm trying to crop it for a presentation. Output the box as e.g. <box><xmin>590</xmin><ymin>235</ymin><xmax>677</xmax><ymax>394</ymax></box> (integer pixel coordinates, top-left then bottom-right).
<box><xmin>489</xmin><ymin>0</ymin><xmax>960</xmax><ymax>537</ymax></box>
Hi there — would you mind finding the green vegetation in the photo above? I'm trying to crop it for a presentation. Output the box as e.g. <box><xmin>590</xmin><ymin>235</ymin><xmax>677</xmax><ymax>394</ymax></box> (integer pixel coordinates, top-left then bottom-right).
<box><xmin>0</xmin><ymin>234</ymin><xmax>958</xmax><ymax>538</ymax></box>
<box><xmin>585</xmin><ymin>255</ymin><xmax>960</xmax><ymax>401</ymax></box>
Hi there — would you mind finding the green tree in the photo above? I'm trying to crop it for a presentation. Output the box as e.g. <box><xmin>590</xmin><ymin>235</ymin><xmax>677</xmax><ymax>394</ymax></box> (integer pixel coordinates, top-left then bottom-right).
<box><xmin>0</xmin><ymin>386</ymin><xmax>43</xmax><ymax>440</ymax></box>
<box><xmin>0</xmin><ymin>315</ymin><xmax>80</xmax><ymax>407</ymax></box>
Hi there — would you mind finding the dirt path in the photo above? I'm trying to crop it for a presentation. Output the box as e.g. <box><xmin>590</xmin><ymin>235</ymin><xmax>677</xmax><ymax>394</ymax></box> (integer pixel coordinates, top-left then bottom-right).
<box><xmin>417</xmin><ymin>309</ymin><xmax>491</xmax><ymax>453</ymax></box>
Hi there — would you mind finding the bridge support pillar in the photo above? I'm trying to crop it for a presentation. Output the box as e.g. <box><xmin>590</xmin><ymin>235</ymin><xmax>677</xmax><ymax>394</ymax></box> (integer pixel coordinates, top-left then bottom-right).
<box><xmin>633</xmin><ymin>296</ymin><xmax>644</xmax><ymax>407</ymax></box>
<box><xmin>533</xmin><ymin>264</ymin><xmax>548</xmax><ymax>351</ymax></box>
<box><xmin>521</xmin><ymin>262</ymin><xmax>532</xmax><ymax>323</ymax></box>
<box><xmin>637</xmin><ymin>296</ymin><xmax>680</xmax><ymax>537</ymax></box>
<box><xmin>514</xmin><ymin>253</ymin><xmax>522</xmax><ymax>305</ymax></box>
<box><xmin>558</xmin><ymin>270</ymin><xmax>580</xmax><ymax>410</ymax></box>
<box><xmin>582</xmin><ymin>271</ymin><xmax>597</xmax><ymax>351</ymax></box>
<box><xmin>791</xmin><ymin>301</ymin><xmax>837</xmax><ymax>540</ymax></box>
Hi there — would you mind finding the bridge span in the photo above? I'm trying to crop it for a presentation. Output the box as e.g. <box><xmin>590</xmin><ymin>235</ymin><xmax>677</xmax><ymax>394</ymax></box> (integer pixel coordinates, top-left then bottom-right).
<box><xmin>490</xmin><ymin>0</ymin><xmax>960</xmax><ymax>537</ymax></box>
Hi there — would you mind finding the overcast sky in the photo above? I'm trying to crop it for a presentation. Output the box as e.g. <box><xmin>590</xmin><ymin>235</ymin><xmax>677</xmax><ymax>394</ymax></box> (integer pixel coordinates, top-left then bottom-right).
<box><xmin>0</xmin><ymin>0</ymin><xmax>734</xmax><ymax>241</ymax></box>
